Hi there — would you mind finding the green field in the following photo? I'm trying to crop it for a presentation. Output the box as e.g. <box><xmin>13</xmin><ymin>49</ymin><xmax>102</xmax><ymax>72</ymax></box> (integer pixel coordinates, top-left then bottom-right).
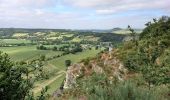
<box><xmin>12</xmin><ymin>33</ymin><xmax>29</xmax><ymax>38</ymax></box>
<box><xmin>71</xmin><ymin>36</ymin><xmax>99</xmax><ymax>42</ymax></box>
<box><xmin>0</xmin><ymin>46</ymin><xmax>63</xmax><ymax>61</ymax></box>
<box><xmin>44</xmin><ymin>44</ymin><xmax>74</xmax><ymax>48</ymax></box>
<box><xmin>49</xmin><ymin>48</ymin><xmax>101</xmax><ymax>70</ymax></box>
<box><xmin>112</xmin><ymin>29</ymin><xmax>142</xmax><ymax>34</ymax></box>
<box><xmin>0</xmin><ymin>39</ymin><xmax>31</xmax><ymax>44</ymax></box>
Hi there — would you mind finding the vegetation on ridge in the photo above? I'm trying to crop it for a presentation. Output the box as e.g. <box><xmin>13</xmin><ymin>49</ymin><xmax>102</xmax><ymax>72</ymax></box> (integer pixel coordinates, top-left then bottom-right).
<box><xmin>60</xmin><ymin>16</ymin><xmax>170</xmax><ymax>100</ymax></box>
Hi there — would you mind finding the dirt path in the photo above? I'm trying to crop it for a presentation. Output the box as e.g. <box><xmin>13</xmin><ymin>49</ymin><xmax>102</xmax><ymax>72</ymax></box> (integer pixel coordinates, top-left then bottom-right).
<box><xmin>33</xmin><ymin>71</ymin><xmax>65</xmax><ymax>94</ymax></box>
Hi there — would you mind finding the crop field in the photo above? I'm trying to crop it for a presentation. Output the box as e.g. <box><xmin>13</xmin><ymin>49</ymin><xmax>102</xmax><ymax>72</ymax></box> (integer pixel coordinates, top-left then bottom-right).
<box><xmin>34</xmin><ymin>32</ymin><xmax>47</xmax><ymax>36</ymax></box>
<box><xmin>71</xmin><ymin>37</ymin><xmax>82</xmax><ymax>42</ymax></box>
<box><xmin>49</xmin><ymin>48</ymin><xmax>101</xmax><ymax>70</ymax></box>
<box><xmin>61</xmin><ymin>34</ymin><xmax>74</xmax><ymax>37</ymax></box>
<box><xmin>71</xmin><ymin>36</ymin><xmax>99</xmax><ymax>42</ymax></box>
<box><xmin>0</xmin><ymin>46</ymin><xmax>63</xmax><ymax>61</ymax></box>
<box><xmin>0</xmin><ymin>39</ymin><xmax>31</xmax><ymax>44</ymax></box>
<box><xmin>46</xmin><ymin>32</ymin><xmax>74</xmax><ymax>40</ymax></box>
<box><xmin>44</xmin><ymin>44</ymin><xmax>75</xmax><ymax>48</ymax></box>
<box><xmin>113</xmin><ymin>30</ymin><xmax>131</xmax><ymax>34</ymax></box>
<box><xmin>12</xmin><ymin>33</ymin><xmax>29</xmax><ymax>38</ymax></box>
<box><xmin>112</xmin><ymin>29</ymin><xmax>142</xmax><ymax>34</ymax></box>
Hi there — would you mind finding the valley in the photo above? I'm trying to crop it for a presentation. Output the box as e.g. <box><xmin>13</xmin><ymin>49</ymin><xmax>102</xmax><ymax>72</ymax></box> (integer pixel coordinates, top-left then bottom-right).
<box><xmin>0</xmin><ymin>0</ymin><xmax>170</xmax><ymax>100</ymax></box>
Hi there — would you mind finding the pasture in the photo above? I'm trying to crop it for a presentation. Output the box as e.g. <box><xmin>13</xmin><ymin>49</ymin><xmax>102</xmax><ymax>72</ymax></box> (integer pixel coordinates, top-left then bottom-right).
<box><xmin>49</xmin><ymin>48</ymin><xmax>101</xmax><ymax>70</ymax></box>
<box><xmin>0</xmin><ymin>39</ymin><xmax>31</xmax><ymax>44</ymax></box>
<box><xmin>112</xmin><ymin>29</ymin><xmax>142</xmax><ymax>34</ymax></box>
<box><xmin>0</xmin><ymin>46</ymin><xmax>63</xmax><ymax>61</ymax></box>
<box><xmin>12</xmin><ymin>33</ymin><xmax>29</xmax><ymax>38</ymax></box>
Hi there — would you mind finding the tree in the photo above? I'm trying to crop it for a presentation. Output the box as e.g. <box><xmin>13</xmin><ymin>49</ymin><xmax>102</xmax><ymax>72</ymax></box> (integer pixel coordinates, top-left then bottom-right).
<box><xmin>40</xmin><ymin>55</ymin><xmax>46</xmax><ymax>61</ymax></box>
<box><xmin>36</xmin><ymin>45</ymin><xmax>47</xmax><ymax>50</ymax></box>
<box><xmin>128</xmin><ymin>25</ymin><xmax>138</xmax><ymax>47</ymax></box>
<box><xmin>124</xmin><ymin>17</ymin><xmax>170</xmax><ymax>89</ymax></box>
<box><xmin>0</xmin><ymin>52</ymin><xmax>33</xmax><ymax>100</ymax></box>
<box><xmin>65</xmin><ymin>60</ymin><xmax>71</xmax><ymax>67</ymax></box>
<box><xmin>26</xmin><ymin>86</ymin><xmax>50</xmax><ymax>100</ymax></box>
<box><xmin>95</xmin><ymin>46</ymin><xmax>99</xmax><ymax>50</ymax></box>
<box><xmin>53</xmin><ymin>46</ymin><xmax>58</xmax><ymax>51</ymax></box>
<box><xmin>37</xmin><ymin>86</ymin><xmax>50</xmax><ymax>100</ymax></box>
<box><xmin>139</xmin><ymin>47</ymin><xmax>169</xmax><ymax>89</ymax></box>
<box><xmin>140</xmin><ymin>16</ymin><xmax>170</xmax><ymax>39</ymax></box>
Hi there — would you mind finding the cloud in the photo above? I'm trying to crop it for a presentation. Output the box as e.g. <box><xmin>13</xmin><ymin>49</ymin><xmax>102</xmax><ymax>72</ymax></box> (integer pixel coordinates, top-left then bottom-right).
<box><xmin>63</xmin><ymin>0</ymin><xmax>170</xmax><ymax>14</ymax></box>
<box><xmin>0</xmin><ymin>0</ymin><xmax>57</xmax><ymax>9</ymax></box>
<box><xmin>0</xmin><ymin>0</ymin><xmax>169</xmax><ymax>29</ymax></box>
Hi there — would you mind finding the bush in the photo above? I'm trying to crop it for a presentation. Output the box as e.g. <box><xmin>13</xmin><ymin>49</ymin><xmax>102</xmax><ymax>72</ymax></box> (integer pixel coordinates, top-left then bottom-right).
<box><xmin>0</xmin><ymin>52</ymin><xmax>33</xmax><ymax>100</ymax></box>
<box><xmin>36</xmin><ymin>45</ymin><xmax>47</xmax><ymax>50</ymax></box>
<box><xmin>65</xmin><ymin>60</ymin><xmax>71</xmax><ymax>67</ymax></box>
<box><xmin>52</xmin><ymin>46</ymin><xmax>58</xmax><ymax>51</ymax></box>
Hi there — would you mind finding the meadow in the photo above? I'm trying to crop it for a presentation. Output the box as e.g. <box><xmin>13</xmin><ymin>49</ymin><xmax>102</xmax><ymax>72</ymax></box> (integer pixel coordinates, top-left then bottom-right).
<box><xmin>112</xmin><ymin>29</ymin><xmax>142</xmax><ymax>34</ymax></box>
<box><xmin>0</xmin><ymin>46</ymin><xmax>63</xmax><ymax>61</ymax></box>
<box><xmin>0</xmin><ymin>39</ymin><xmax>31</xmax><ymax>44</ymax></box>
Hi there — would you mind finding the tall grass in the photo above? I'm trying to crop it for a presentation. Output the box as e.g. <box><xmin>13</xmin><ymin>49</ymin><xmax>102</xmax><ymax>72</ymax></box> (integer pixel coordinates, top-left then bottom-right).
<box><xmin>62</xmin><ymin>73</ymin><xmax>163</xmax><ymax>100</ymax></box>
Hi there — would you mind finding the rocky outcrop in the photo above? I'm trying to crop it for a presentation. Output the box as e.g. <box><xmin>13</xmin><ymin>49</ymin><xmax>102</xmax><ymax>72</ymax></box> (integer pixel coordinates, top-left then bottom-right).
<box><xmin>63</xmin><ymin>64</ymin><xmax>82</xmax><ymax>89</ymax></box>
<box><xmin>63</xmin><ymin>49</ymin><xmax>127</xmax><ymax>89</ymax></box>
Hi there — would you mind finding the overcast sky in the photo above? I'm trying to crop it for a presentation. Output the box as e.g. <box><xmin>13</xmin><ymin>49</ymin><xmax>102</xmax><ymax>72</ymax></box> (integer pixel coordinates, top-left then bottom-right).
<box><xmin>0</xmin><ymin>0</ymin><xmax>169</xmax><ymax>29</ymax></box>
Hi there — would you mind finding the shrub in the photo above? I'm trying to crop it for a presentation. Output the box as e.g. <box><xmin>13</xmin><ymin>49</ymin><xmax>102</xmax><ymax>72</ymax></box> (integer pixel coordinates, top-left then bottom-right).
<box><xmin>65</xmin><ymin>60</ymin><xmax>71</xmax><ymax>67</ymax></box>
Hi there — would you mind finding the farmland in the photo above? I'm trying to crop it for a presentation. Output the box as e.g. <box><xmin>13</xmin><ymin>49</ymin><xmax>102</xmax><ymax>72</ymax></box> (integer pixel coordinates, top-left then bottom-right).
<box><xmin>0</xmin><ymin>39</ymin><xmax>31</xmax><ymax>44</ymax></box>
<box><xmin>0</xmin><ymin>0</ymin><xmax>169</xmax><ymax>99</ymax></box>
<box><xmin>112</xmin><ymin>29</ymin><xmax>142</xmax><ymax>34</ymax></box>
<box><xmin>0</xmin><ymin>28</ymin><xmax>126</xmax><ymax>98</ymax></box>
<box><xmin>0</xmin><ymin>40</ymin><xmax>102</xmax><ymax>96</ymax></box>
<box><xmin>0</xmin><ymin>46</ymin><xmax>63</xmax><ymax>61</ymax></box>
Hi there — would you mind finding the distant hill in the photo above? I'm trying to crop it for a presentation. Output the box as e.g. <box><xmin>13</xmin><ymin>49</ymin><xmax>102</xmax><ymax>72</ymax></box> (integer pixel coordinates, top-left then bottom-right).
<box><xmin>72</xmin><ymin>29</ymin><xmax>112</xmax><ymax>33</ymax></box>
<box><xmin>0</xmin><ymin>28</ymin><xmax>71</xmax><ymax>37</ymax></box>
<box><xmin>111</xmin><ymin>28</ymin><xmax>142</xmax><ymax>34</ymax></box>
<box><xmin>112</xmin><ymin>27</ymin><xmax>123</xmax><ymax>31</ymax></box>
<box><xmin>73</xmin><ymin>28</ymin><xmax>142</xmax><ymax>34</ymax></box>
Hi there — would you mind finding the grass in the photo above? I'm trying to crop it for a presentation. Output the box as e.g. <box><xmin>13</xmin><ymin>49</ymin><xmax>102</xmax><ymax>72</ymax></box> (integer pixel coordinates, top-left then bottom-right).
<box><xmin>71</xmin><ymin>37</ymin><xmax>82</xmax><ymax>42</ymax></box>
<box><xmin>71</xmin><ymin>36</ymin><xmax>99</xmax><ymax>42</ymax></box>
<box><xmin>12</xmin><ymin>33</ymin><xmax>28</xmax><ymax>38</ymax></box>
<box><xmin>44</xmin><ymin>44</ymin><xmax>74</xmax><ymax>48</ymax></box>
<box><xmin>35</xmin><ymin>74</ymin><xmax>65</xmax><ymax>96</ymax></box>
<box><xmin>49</xmin><ymin>48</ymin><xmax>101</xmax><ymax>70</ymax></box>
<box><xmin>0</xmin><ymin>46</ymin><xmax>63</xmax><ymax>61</ymax></box>
<box><xmin>113</xmin><ymin>30</ymin><xmax>131</xmax><ymax>34</ymax></box>
<box><xmin>84</xmin><ymin>36</ymin><xmax>100</xmax><ymax>41</ymax></box>
<box><xmin>47</xmin><ymin>33</ymin><xmax>74</xmax><ymax>40</ymax></box>
<box><xmin>46</xmin><ymin>74</ymin><xmax>65</xmax><ymax>95</ymax></box>
<box><xmin>112</xmin><ymin>29</ymin><xmax>142</xmax><ymax>34</ymax></box>
<box><xmin>34</xmin><ymin>72</ymin><xmax>65</xmax><ymax>96</ymax></box>
<box><xmin>0</xmin><ymin>39</ymin><xmax>31</xmax><ymax>44</ymax></box>
<box><xmin>61</xmin><ymin>34</ymin><xmax>74</xmax><ymax>37</ymax></box>
<box><xmin>34</xmin><ymin>32</ymin><xmax>46</xmax><ymax>36</ymax></box>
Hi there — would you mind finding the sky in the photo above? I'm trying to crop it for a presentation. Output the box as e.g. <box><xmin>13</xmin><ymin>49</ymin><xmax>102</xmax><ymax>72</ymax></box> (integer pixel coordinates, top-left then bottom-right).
<box><xmin>0</xmin><ymin>0</ymin><xmax>169</xmax><ymax>29</ymax></box>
